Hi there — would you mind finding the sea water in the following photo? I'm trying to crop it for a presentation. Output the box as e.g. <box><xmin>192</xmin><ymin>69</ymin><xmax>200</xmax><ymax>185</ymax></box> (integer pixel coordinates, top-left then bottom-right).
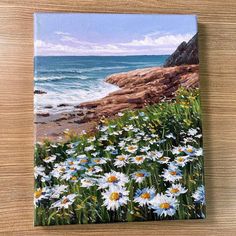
<box><xmin>34</xmin><ymin>55</ymin><xmax>168</xmax><ymax>113</ymax></box>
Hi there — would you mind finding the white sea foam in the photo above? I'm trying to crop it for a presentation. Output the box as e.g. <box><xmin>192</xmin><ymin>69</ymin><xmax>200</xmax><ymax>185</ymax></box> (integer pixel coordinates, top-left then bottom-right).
<box><xmin>34</xmin><ymin>81</ymin><xmax>119</xmax><ymax>114</ymax></box>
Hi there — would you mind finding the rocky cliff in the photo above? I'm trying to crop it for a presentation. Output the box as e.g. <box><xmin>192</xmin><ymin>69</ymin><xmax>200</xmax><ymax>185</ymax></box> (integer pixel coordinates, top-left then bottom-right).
<box><xmin>78</xmin><ymin>64</ymin><xmax>199</xmax><ymax>118</ymax></box>
<box><xmin>164</xmin><ymin>33</ymin><xmax>199</xmax><ymax>67</ymax></box>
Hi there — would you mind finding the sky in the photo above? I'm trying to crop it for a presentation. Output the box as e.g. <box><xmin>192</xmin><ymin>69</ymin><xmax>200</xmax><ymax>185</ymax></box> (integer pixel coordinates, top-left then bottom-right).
<box><xmin>34</xmin><ymin>13</ymin><xmax>197</xmax><ymax>56</ymax></box>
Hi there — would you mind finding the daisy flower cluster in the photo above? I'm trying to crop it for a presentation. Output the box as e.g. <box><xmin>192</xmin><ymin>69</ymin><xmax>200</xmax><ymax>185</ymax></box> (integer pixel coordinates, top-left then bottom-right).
<box><xmin>34</xmin><ymin>88</ymin><xmax>205</xmax><ymax>225</ymax></box>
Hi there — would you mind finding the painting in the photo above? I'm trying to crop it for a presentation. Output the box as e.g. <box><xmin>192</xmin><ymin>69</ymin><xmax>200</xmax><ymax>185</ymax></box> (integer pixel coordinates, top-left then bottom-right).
<box><xmin>34</xmin><ymin>13</ymin><xmax>205</xmax><ymax>226</ymax></box>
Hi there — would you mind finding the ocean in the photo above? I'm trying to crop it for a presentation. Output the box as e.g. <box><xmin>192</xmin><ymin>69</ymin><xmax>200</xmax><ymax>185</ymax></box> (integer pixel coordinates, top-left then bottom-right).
<box><xmin>34</xmin><ymin>55</ymin><xmax>168</xmax><ymax>113</ymax></box>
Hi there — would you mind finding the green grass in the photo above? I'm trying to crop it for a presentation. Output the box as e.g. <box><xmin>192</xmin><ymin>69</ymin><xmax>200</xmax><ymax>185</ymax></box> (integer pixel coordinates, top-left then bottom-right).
<box><xmin>34</xmin><ymin>87</ymin><xmax>205</xmax><ymax>226</ymax></box>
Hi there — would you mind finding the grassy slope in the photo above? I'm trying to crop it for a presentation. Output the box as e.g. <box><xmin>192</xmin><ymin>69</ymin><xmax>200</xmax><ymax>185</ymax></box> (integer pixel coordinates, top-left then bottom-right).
<box><xmin>34</xmin><ymin>88</ymin><xmax>205</xmax><ymax>225</ymax></box>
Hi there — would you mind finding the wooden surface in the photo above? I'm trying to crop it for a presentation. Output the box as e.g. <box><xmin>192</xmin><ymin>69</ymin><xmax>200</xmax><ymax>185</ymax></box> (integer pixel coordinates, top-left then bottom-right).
<box><xmin>0</xmin><ymin>0</ymin><xmax>236</xmax><ymax>235</ymax></box>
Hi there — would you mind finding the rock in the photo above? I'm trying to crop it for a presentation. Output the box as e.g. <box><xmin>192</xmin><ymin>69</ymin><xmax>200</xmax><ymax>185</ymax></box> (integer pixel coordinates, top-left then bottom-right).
<box><xmin>77</xmin><ymin>65</ymin><xmax>199</xmax><ymax>120</ymax></box>
<box><xmin>37</xmin><ymin>112</ymin><xmax>50</xmax><ymax>117</ymax></box>
<box><xmin>53</xmin><ymin>117</ymin><xmax>67</xmax><ymax>122</ymax></box>
<box><xmin>57</xmin><ymin>103</ymin><xmax>70</xmax><ymax>107</ymax></box>
<box><xmin>34</xmin><ymin>89</ymin><xmax>47</xmax><ymax>94</ymax></box>
<box><xmin>44</xmin><ymin>105</ymin><xmax>53</xmax><ymax>109</ymax></box>
<box><xmin>164</xmin><ymin>33</ymin><xmax>199</xmax><ymax>67</ymax></box>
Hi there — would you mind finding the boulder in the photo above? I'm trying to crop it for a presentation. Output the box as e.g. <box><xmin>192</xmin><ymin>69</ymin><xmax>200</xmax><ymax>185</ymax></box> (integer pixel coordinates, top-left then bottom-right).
<box><xmin>163</xmin><ymin>33</ymin><xmax>199</xmax><ymax>67</ymax></box>
<box><xmin>77</xmin><ymin>64</ymin><xmax>199</xmax><ymax>119</ymax></box>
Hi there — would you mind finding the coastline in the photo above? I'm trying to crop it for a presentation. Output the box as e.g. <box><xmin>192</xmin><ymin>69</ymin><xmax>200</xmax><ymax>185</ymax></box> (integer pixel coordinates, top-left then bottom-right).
<box><xmin>35</xmin><ymin>64</ymin><xmax>199</xmax><ymax>142</ymax></box>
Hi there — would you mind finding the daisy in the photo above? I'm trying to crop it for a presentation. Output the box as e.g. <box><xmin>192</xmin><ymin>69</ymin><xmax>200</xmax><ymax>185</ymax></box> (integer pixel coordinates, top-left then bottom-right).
<box><xmin>34</xmin><ymin>165</ymin><xmax>45</xmax><ymax>179</ymax></box>
<box><xmin>192</xmin><ymin>185</ymin><xmax>206</xmax><ymax>205</ymax></box>
<box><xmin>139</xmin><ymin>112</ymin><xmax>145</xmax><ymax>117</ymax></box>
<box><xmin>69</xmin><ymin>175</ymin><xmax>80</xmax><ymax>183</ymax></box>
<box><xmin>140</xmin><ymin>146</ymin><xmax>150</xmax><ymax>153</ymax></box>
<box><xmin>125</xmin><ymin>145</ymin><xmax>138</xmax><ymax>153</ymax></box>
<box><xmin>34</xmin><ymin>187</ymin><xmax>50</xmax><ymax>205</ymax></box>
<box><xmin>188</xmin><ymin>128</ymin><xmax>198</xmax><ymax>136</ymax></box>
<box><xmin>91</xmin><ymin>157</ymin><xmax>107</xmax><ymax>165</ymax></box>
<box><xmin>80</xmin><ymin>177</ymin><xmax>97</xmax><ymax>188</ymax></box>
<box><xmin>118</xmin><ymin>140</ymin><xmax>126</xmax><ymax>149</ymax></box>
<box><xmin>100</xmin><ymin>126</ymin><xmax>108</xmax><ymax>132</ymax></box>
<box><xmin>166</xmin><ymin>184</ymin><xmax>188</xmax><ymax>197</ymax></box>
<box><xmin>114</xmin><ymin>155</ymin><xmax>129</xmax><ymax>168</ymax></box>
<box><xmin>87</xmin><ymin>136</ymin><xmax>96</xmax><ymax>142</ymax></box>
<box><xmin>195</xmin><ymin>148</ymin><xmax>203</xmax><ymax>156</ymax></box>
<box><xmin>129</xmin><ymin>116</ymin><xmax>139</xmax><ymax>120</ymax></box>
<box><xmin>98</xmin><ymin>135</ymin><xmax>108</xmax><ymax>141</ymax></box>
<box><xmin>118</xmin><ymin>112</ymin><xmax>124</xmax><ymax>117</ymax></box>
<box><xmin>158</xmin><ymin>156</ymin><xmax>170</xmax><ymax>164</ymax></box>
<box><xmin>50</xmin><ymin>185</ymin><xmax>68</xmax><ymax>199</ymax></box>
<box><xmin>65</xmin><ymin>149</ymin><xmax>76</xmax><ymax>155</ymax></box>
<box><xmin>84</xmin><ymin>145</ymin><xmax>95</xmax><ymax>152</ymax></box>
<box><xmin>166</xmin><ymin>133</ymin><xmax>176</xmax><ymax>139</ymax></box>
<box><xmin>102</xmin><ymin>186</ymin><xmax>129</xmax><ymax>211</ymax></box>
<box><xmin>134</xmin><ymin>187</ymin><xmax>156</xmax><ymax>206</ymax></box>
<box><xmin>61</xmin><ymin>170</ymin><xmax>77</xmax><ymax>181</ymax></box>
<box><xmin>105</xmin><ymin>145</ymin><xmax>115</xmax><ymax>152</ymax></box>
<box><xmin>91</xmin><ymin>151</ymin><xmax>100</xmax><ymax>157</ymax></box>
<box><xmin>131</xmin><ymin>170</ymin><xmax>150</xmax><ymax>183</ymax></box>
<box><xmin>147</xmin><ymin>151</ymin><xmax>163</xmax><ymax>161</ymax></box>
<box><xmin>51</xmin><ymin>163</ymin><xmax>66</xmax><ymax>179</ymax></box>
<box><xmin>41</xmin><ymin>175</ymin><xmax>51</xmax><ymax>183</ymax></box>
<box><xmin>150</xmin><ymin>193</ymin><xmax>178</xmax><ymax>217</ymax></box>
<box><xmin>131</xmin><ymin>155</ymin><xmax>146</xmax><ymax>165</ymax></box>
<box><xmin>98</xmin><ymin>171</ymin><xmax>129</xmax><ymax>189</ymax></box>
<box><xmin>50</xmin><ymin>194</ymin><xmax>77</xmax><ymax>210</ymax></box>
<box><xmin>174</xmin><ymin>156</ymin><xmax>189</xmax><ymax>167</ymax></box>
<box><xmin>50</xmin><ymin>143</ymin><xmax>58</xmax><ymax>148</ymax></box>
<box><xmin>183</xmin><ymin>145</ymin><xmax>196</xmax><ymax>156</ymax></box>
<box><xmin>161</xmin><ymin>164</ymin><xmax>182</xmax><ymax>182</ymax></box>
<box><xmin>43</xmin><ymin>155</ymin><xmax>57</xmax><ymax>163</ymax></box>
<box><xmin>172</xmin><ymin>146</ymin><xmax>184</xmax><ymax>155</ymax></box>
<box><xmin>78</xmin><ymin>157</ymin><xmax>89</xmax><ymax>165</ymax></box>
<box><xmin>123</xmin><ymin>125</ymin><xmax>134</xmax><ymax>131</ymax></box>
<box><xmin>85</xmin><ymin>166</ymin><xmax>103</xmax><ymax>176</ymax></box>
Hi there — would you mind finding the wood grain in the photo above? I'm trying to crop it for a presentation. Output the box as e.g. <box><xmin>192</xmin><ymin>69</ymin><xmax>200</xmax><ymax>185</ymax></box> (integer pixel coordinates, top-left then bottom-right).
<box><xmin>0</xmin><ymin>0</ymin><xmax>236</xmax><ymax>235</ymax></box>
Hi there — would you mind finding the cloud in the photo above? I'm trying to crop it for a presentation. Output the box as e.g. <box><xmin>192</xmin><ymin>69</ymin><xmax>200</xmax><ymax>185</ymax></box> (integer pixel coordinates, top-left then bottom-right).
<box><xmin>54</xmin><ymin>31</ymin><xmax>71</xmax><ymax>36</ymax></box>
<box><xmin>35</xmin><ymin>32</ymin><xmax>194</xmax><ymax>56</ymax></box>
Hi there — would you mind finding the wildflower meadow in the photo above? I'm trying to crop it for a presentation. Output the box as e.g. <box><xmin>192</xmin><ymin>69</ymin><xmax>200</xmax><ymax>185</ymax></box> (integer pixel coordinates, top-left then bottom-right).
<box><xmin>34</xmin><ymin>88</ymin><xmax>206</xmax><ymax>226</ymax></box>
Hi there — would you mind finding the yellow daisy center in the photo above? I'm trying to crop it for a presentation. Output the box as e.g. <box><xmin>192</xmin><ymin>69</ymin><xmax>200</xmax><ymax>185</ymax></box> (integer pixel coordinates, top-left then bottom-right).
<box><xmin>109</xmin><ymin>192</ymin><xmax>120</xmax><ymax>201</ymax></box>
<box><xmin>187</xmin><ymin>148</ymin><xmax>193</xmax><ymax>153</ymax></box>
<box><xmin>135</xmin><ymin>156</ymin><xmax>143</xmax><ymax>161</ymax></box>
<box><xmin>61</xmin><ymin>198</ymin><xmax>69</xmax><ymax>204</ymax></box>
<box><xmin>71</xmin><ymin>176</ymin><xmax>77</xmax><ymax>181</ymax></box>
<box><xmin>34</xmin><ymin>189</ymin><xmax>42</xmax><ymax>199</ymax></box>
<box><xmin>68</xmin><ymin>161</ymin><xmax>74</xmax><ymax>165</ymax></box>
<box><xmin>160</xmin><ymin>202</ymin><xmax>170</xmax><ymax>209</ymax></box>
<box><xmin>44</xmin><ymin>156</ymin><xmax>50</xmax><ymax>160</ymax></box>
<box><xmin>177</xmin><ymin>157</ymin><xmax>184</xmax><ymax>162</ymax></box>
<box><xmin>118</xmin><ymin>156</ymin><xmax>125</xmax><ymax>161</ymax></box>
<box><xmin>141</xmin><ymin>192</ymin><xmax>150</xmax><ymax>199</ymax></box>
<box><xmin>107</xmin><ymin>175</ymin><xmax>118</xmax><ymax>183</ymax></box>
<box><xmin>60</xmin><ymin>167</ymin><xmax>65</xmax><ymax>172</ymax></box>
<box><xmin>94</xmin><ymin>159</ymin><xmax>101</xmax><ymax>163</ymax></box>
<box><xmin>170</xmin><ymin>171</ymin><xmax>177</xmax><ymax>176</ymax></box>
<box><xmin>135</xmin><ymin>172</ymin><xmax>145</xmax><ymax>177</ymax></box>
<box><xmin>160</xmin><ymin>157</ymin><xmax>167</xmax><ymax>161</ymax></box>
<box><xmin>170</xmin><ymin>188</ymin><xmax>179</xmax><ymax>194</ymax></box>
<box><xmin>128</xmin><ymin>146</ymin><xmax>136</xmax><ymax>151</ymax></box>
<box><xmin>80</xmin><ymin>159</ymin><xmax>88</xmax><ymax>163</ymax></box>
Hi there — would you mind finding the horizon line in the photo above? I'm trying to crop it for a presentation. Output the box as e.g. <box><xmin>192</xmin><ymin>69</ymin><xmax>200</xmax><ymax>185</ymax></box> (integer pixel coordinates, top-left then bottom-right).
<box><xmin>34</xmin><ymin>54</ymin><xmax>170</xmax><ymax>57</ymax></box>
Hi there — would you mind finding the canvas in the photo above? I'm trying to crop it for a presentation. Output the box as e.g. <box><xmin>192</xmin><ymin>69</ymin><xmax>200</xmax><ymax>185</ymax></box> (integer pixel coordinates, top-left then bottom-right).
<box><xmin>34</xmin><ymin>13</ymin><xmax>205</xmax><ymax>226</ymax></box>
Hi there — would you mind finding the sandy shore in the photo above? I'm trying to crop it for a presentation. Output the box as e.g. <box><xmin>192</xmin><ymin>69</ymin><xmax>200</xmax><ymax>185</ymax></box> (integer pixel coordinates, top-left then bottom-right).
<box><xmin>35</xmin><ymin>107</ymin><xmax>98</xmax><ymax>142</ymax></box>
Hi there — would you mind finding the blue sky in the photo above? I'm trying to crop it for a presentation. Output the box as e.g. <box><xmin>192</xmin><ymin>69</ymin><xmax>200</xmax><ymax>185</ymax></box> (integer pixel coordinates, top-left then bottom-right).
<box><xmin>34</xmin><ymin>13</ymin><xmax>197</xmax><ymax>56</ymax></box>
